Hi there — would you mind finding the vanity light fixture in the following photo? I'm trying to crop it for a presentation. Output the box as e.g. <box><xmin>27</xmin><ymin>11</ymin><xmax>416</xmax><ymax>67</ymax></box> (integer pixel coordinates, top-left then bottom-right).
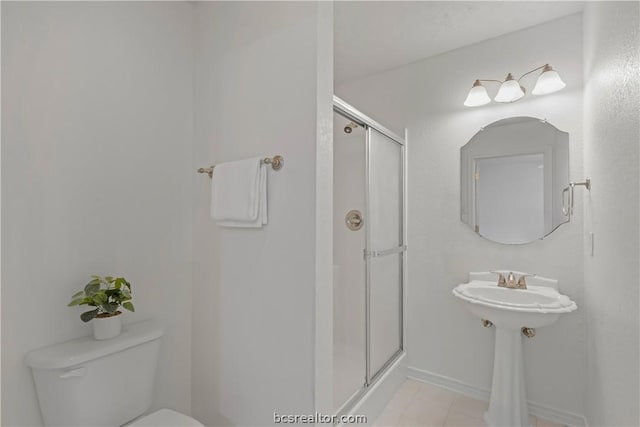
<box><xmin>463</xmin><ymin>80</ymin><xmax>492</xmax><ymax>107</ymax></box>
<box><xmin>531</xmin><ymin>64</ymin><xmax>566</xmax><ymax>94</ymax></box>
<box><xmin>464</xmin><ymin>64</ymin><xmax>566</xmax><ymax>107</ymax></box>
<box><xmin>494</xmin><ymin>73</ymin><xmax>525</xmax><ymax>103</ymax></box>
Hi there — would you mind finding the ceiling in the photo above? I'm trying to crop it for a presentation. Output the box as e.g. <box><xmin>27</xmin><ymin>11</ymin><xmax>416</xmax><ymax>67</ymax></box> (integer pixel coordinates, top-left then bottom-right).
<box><xmin>334</xmin><ymin>1</ymin><xmax>584</xmax><ymax>84</ymax></box>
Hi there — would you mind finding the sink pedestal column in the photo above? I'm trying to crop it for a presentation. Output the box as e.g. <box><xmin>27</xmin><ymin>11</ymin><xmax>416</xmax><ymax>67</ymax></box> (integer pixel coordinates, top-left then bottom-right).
<box><xmin>483</xmin><ymin>327</ymin><xmax>531</xmax><ymax>427</ymax></box>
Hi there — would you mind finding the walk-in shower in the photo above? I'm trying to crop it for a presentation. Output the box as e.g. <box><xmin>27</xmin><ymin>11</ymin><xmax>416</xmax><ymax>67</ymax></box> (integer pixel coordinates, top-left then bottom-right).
<box><xmin>332</xmin><ymin>96</ymin><xmax>406</xmax><ymax>416</ymax></box>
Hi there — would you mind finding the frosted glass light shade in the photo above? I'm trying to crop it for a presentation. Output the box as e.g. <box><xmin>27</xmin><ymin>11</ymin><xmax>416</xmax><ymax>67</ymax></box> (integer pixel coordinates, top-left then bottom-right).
<box><xmin>495</xmin><ymin>75</ymin><xmax>525</xmax><ymax>103</ymax></box>
<box><xmin>464</xmin><ymin>81</ymin><xmax>491</xmax><ymax>107</ymax></box>
<box><xmin>532</xmin><ymin>66</ymin><xmax>566</xmax><ymax>95</ymax></box>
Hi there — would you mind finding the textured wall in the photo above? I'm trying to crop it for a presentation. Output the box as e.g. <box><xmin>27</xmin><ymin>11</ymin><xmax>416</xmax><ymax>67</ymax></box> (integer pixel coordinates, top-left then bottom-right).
<box><xmin>337</xmin><ymin>14</ymin><xmax>587</xmax><ymax>419</ymax></box>
<box><xmin>2</xmin><ymin>3</ymin><xmax>194</xmax><ymax>425</ymax></box>
<box><xmin>583</xmin><ymin>2</ymin><xmax>640</xmax><ymax>425</ymax></box>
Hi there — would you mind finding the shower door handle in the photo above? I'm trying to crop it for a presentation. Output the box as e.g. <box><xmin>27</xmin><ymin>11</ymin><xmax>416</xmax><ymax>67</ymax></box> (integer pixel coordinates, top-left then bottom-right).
<box><xmin>364</xmin><ymin>245</ymin><xmax>407</xmax><ymax>259</ymax></box>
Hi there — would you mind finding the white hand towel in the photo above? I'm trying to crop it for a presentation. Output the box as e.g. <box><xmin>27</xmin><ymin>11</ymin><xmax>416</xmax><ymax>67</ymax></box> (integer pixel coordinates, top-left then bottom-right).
<box><xmin>211</xmin><ymin>157</ymin><xmax>267</xmax><ymax>228</ymax></box>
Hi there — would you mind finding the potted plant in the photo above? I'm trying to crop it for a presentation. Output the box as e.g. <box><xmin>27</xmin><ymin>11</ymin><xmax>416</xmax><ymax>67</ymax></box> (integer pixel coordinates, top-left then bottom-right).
<box><xmin>68</xmin><ymin>275</ymin><xmax>135</xmax><ymax>340</ymax></box>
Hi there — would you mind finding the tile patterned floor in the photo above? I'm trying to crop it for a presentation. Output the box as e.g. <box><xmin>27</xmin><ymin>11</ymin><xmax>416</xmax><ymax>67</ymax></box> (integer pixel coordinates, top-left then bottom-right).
<box><xmin>373</xmin><ymin>379</ymin><xmax>566</xmax><ymax>427</ymax></box>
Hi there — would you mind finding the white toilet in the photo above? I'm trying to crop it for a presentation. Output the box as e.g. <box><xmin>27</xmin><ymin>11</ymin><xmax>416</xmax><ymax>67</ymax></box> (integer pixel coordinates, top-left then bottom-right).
<box><xmin>25</xmin><ymin>320</ymin><xmax>203</xmax><ymax>426</ymax></box>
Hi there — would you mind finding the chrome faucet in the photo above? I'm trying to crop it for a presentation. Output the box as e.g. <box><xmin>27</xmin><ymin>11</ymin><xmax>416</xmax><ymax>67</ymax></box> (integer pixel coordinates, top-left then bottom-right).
<box><xmin>496</xmin><ymin>272</ymin><xmax>528</xmax><ymax>289</ymax></box>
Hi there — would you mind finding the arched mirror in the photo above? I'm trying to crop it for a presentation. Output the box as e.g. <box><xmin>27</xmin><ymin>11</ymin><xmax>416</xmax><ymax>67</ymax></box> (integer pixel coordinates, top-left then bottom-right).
<box><xmin>460</xmin><ymin>117</ymin><xmax>570</xmax><ymax>244</ymax></box>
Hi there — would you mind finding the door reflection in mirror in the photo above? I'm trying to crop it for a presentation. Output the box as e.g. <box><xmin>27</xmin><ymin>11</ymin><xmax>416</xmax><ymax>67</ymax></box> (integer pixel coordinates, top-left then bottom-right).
<box><xmin>461</xmin><ymin>117</ymin><xmax>569</xmax><ymax>244</ymax></box>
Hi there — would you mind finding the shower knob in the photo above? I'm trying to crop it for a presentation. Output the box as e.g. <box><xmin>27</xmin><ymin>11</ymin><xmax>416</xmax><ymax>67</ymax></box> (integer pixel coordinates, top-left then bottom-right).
<box><xmin>345</xmin><ymin>210</ymin><xmax>364</xmax><ymax>231</ymax></box>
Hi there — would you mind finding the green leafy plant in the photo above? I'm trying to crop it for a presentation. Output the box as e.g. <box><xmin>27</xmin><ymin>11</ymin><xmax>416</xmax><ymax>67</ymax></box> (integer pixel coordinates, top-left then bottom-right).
<box><xmin>68</xmin><ymin>275</ymin><xmax>135</xmax><ymax>322</ymax></box>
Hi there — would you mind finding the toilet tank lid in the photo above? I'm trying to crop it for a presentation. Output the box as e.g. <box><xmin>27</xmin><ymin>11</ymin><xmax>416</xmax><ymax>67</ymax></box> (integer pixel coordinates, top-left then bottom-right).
<box><xmin>25</xmin><ymin>319</ymin><xmax>163</xmax><ymax>370</ymax></box>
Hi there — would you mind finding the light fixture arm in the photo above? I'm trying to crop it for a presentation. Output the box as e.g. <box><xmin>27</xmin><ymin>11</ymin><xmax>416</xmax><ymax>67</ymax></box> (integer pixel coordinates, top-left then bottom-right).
<box><xmin>517</xmin><ymin>64</ymin><xmax>551</xmax><ymax>82</ymax></box>
<box><xmin>475</xmin><ymin>79</ymin><xmax>504</xmax><ymax>85</ymax></box>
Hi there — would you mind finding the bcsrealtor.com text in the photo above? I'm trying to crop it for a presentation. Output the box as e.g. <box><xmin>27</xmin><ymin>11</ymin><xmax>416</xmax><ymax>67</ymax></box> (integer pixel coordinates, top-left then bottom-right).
<box><xmin>274</xmin><ymin>412</ymin><xmax>367</xmax><ymax>424</ymax></box>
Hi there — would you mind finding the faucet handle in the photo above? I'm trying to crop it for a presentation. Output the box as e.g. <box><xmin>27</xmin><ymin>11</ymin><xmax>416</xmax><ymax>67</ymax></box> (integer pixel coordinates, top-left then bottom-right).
<box><xmin>490</xmin><ymin>271</ymin><xmax>507</xmax><ymax>286</ymax></box>
<box><xmin>497</xmin><ymin>274</ymin><xmax>506</xmax><ymax>286</ymax></box>
<box><xmin>516</xmin><ymin>273</ymin><xmax>533</xmax><ymax>288</ymax></box>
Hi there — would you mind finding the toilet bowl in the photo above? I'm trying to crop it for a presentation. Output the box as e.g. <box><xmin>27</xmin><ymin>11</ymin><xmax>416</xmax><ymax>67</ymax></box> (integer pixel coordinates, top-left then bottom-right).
<box><xmin>25</xmin><ymin>320</ymin><xmax>203</xmax><ymax>427</ymax></box>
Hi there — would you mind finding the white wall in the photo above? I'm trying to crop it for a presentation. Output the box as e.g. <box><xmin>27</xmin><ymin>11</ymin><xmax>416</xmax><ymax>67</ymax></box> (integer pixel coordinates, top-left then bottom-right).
<box><xmin>1</xmin><ymin>3</ymin><xmax>194</xmax><ymax>425</ymax></box>
<box><xmin>1</xmin><ymin>3</ymin><xmax>4</xmax><ymax>423</ymax></box>
<box><xmin>337</xmin><ymin>14</ymin><xmax>587</xmax><ymax>420</ymax></box>
<box><xmin>191</xmin><ymin>3</ymin><xmax>332</xmax><ymax>425</ymax></box>
<box><xmin>583</xmin><ymin>2</ymin><xmax>640</xmax><ymax>426</ymax></box>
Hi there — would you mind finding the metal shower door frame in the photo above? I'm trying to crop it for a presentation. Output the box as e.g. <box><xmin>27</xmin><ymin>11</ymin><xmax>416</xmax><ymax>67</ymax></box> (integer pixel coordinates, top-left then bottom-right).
<box><xmin>364</xmin><ymin>126</ymin><xmax>405</xmax><ymax>386</ymax></box>
<box><xmin>333</xmin><ymin>95</ymin><xmax>407</xmax><ymax>412</ymax></box>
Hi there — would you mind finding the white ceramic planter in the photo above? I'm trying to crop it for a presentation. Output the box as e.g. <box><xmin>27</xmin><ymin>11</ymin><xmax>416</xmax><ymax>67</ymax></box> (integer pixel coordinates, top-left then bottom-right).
<box><xmin>93</xmin><ymin>312</ymin><xmax>122</xmax><ymax>340</ymax></box>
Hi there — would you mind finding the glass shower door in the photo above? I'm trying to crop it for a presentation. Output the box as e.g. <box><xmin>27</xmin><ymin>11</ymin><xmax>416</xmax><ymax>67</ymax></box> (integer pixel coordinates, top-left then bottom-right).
<box><xmin>333</xmin><ymin>111</ymin><xmax>367</xmax><ymax>414</ymax></box>
<box><xmin>332</xmin><ymin>96</ymin><xmax>406</xmax><ymax>416</ymax></box>
<box><xmin>366</xmin><ymin>128</ymin><xmax>404</xmax><ymax>383</ymax></box>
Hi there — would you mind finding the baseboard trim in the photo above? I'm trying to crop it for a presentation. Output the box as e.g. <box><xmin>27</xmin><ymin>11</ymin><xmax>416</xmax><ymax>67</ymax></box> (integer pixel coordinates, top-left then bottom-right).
<box><xmin>407</xmin><ymin>366</ymin><xmax>587</xmax><ymax>427</ymax></box>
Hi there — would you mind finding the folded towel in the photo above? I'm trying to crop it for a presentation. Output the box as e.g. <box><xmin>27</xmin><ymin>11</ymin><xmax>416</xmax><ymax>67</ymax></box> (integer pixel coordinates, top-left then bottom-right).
<box><xmin>211</xmin><ymin>157</ymin><xmax>267</xmax><ymax>228</ymax></box>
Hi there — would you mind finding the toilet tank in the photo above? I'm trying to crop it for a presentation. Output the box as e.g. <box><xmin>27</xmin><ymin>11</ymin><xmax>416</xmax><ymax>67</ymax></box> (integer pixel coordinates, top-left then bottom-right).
<box><xmin>25</xmin><ymin>320</ymin><xmax>163</xmax><ymax>426</ymax></box>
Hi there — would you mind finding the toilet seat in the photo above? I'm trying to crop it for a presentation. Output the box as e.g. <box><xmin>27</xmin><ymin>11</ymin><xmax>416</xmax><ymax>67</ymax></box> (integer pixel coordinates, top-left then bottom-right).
<box><xmin>128</xmin><ymin>409</ymin><xmax>204</xmax><ymax>427</ymax></box>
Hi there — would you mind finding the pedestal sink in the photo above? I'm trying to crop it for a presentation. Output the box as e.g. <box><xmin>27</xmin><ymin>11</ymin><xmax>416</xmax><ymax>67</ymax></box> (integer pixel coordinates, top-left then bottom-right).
<box><xmin>452</xmin><ymin>271</ymin><xmax>577</xmax><ymax>427</ymax></box>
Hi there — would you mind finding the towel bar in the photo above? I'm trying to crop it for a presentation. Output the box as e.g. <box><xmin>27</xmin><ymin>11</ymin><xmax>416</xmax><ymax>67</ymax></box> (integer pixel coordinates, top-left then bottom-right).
<box><xmin>197</xmin><ymin>155</ymin><xmax>284</xmax><ymax>178</ymax></box>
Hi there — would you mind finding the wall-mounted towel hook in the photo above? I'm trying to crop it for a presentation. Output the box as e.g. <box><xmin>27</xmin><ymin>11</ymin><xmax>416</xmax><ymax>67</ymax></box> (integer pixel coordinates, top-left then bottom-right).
<box><xmin>563</xmin><ymin>177</ymin><xmax>591</xmax><ymax>216</ymax></box>
<box><xmin>571</xmin><ymin>178</ymin><xmax>591</xmax><ymax>191</ymax></box>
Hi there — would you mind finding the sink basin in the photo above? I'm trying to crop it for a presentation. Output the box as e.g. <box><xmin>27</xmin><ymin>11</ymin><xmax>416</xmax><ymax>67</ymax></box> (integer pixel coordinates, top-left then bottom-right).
<box><xmin>452</xmin><ymin>272</ymin><xmax>577</xmax><ymax>427</ymax></box>
<box><xmin>453</xmin><ymin>280</ymin><xmax>577</xmax><ymax>329</ymax></box>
